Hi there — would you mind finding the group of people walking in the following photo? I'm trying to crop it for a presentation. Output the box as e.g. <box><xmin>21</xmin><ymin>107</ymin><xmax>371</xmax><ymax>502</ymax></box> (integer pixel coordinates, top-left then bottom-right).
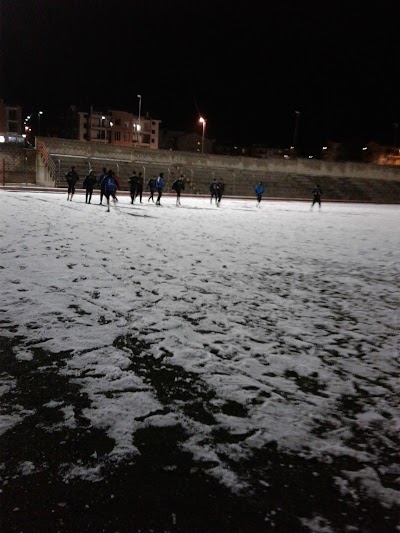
<box><xmin>65</xmin><ymin>167</ymin><xmax>184</xmax><ymax>211</ymax></box>
<box><xmin>65</xmin><ymin>166</ymin><xmax>322</xmax><ymax>211</ymax></box>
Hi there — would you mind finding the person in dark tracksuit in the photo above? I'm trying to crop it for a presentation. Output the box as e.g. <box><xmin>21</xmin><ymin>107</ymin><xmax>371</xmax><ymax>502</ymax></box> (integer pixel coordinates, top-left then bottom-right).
<box><xmin>216</xmin><ymin>179</ymin><xmax>225</xmax><ymax>207</ymax></box>
<box><xmin>147</xmin><ymin>177</ymin><xmax>156</xmax><ymax>202</ymax></box>
<box><xmin>209</xmin><ymin>179</ymin><xmax>218</xmax><ymax>204</ymax></box>
<box><xmin>172</xmin><ymin>175</ymin><xmax>185</xmax><ymax>206</ymax></box>
<box><xmin>155</xmin><ymin>173</ymin><xmax>165</xmax><ymax>205</ymax></box>
<box><xmin>98</xmin><ymin>167</ymin><xmax>108</xmax><ymax>205</ymax></box>
<box><xmin>311</xmin><ymin>184</ymin><xmax>323</xmax><ymax>210</ymax></box>
<box><xmin>135</xmin><ymin>172</ymin><xmax>144</xmax><ymax>203</ymax></box>
<box><xmin>128</xmin><ymin>171</ymin><xmax>139</xmax><ymax>204</ymax></box>
<box><xmin>82</xmin><ymin>170</ymin><xmax>97</xmax><ymax>204</ymax></box>
<box><xmin>65</xmin><ymin>166</ymin><xmax>79</xmax><ymax>201</ymax></box>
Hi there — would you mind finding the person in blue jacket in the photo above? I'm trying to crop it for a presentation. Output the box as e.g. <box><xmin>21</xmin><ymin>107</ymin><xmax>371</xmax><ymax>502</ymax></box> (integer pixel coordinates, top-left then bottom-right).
<box><xmin>103</xmin><ymin>169</ymin><xmax>119</xmax><ymax>212</ymax></box>
<box><xmin>155</xmin><ymin>172</ymin><xmax>165</xmax><ymax>205</ymax></box>
<box><xmin>255</xmin><ymin>181</ymin><xmax>265</xmax><ymax>207</ymax></box>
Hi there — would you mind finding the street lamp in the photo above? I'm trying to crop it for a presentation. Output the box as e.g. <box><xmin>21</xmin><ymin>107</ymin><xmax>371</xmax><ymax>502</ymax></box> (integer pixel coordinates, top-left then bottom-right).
<box><xmin>137</xmin><ymin>94</ymin><xmax>142</xmax><ymax>124</ymax></box>
<box><xmin>292</xmin><ymin>110</ymin><xmax>301</xmax><ymax>151</ymax></box>
<box><xmin>38</xmin><ymin>111</ymin><xmax>43</xmax><ymax>136</ymax></box>
<box><xmin>199</xmin><ymin>117</ymin><xmax>206</xmax><ymax>154</ymax></box>
<box><xmin>109</xmin><ymin>121</ymin><xmax>114</xmax><ymax>144</ymax></box>
<box><xmin>137</xmin><ymin>95</ymin><xmax>142</xmax><ymax>145</ymax></box>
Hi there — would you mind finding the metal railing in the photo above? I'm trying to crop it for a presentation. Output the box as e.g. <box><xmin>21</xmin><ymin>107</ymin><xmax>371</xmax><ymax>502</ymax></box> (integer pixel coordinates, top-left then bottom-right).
<box><xmin>36</xmin><ymin>140</ymin><xmax>57</xmax><ymax>182</ymax></box>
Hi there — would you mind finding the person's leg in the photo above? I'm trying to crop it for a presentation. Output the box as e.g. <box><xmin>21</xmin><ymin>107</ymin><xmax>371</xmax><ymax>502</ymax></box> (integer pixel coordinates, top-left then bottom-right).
<box><xmin>70</xmin><ymin>186</ymin><xmax>75</xmax><ymax>201</ymax></box>
<box><xmin>89</xmin><ymin>189</ymin><xmax>92</xmax><ymax>203</ymax></box>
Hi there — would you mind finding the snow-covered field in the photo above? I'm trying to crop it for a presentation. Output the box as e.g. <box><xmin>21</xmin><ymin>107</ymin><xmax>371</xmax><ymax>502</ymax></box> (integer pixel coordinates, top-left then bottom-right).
<box><xmin>1</xmin><ymin>190</ymin><xmax>399</xmax><ymax>531</ymax></box>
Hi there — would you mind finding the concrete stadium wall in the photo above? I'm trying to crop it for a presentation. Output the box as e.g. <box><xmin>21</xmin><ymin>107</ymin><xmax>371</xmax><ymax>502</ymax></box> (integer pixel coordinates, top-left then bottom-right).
<box><xmin>40</xmin><ymin>137</ymin><xmax>400</xmax><ymax>183</ymax></box>
<box><xmin>2</xmin><ymin>139</ymin><xmax>400</xmax><ymax>203</ymax></box>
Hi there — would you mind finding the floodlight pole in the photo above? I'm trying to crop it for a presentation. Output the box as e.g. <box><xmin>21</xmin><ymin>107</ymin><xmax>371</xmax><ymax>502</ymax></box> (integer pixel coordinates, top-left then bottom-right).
<box><xmin>199</xmin><ymin>117</ymin><xmax>206</xmax><ymax>154</ymax></box>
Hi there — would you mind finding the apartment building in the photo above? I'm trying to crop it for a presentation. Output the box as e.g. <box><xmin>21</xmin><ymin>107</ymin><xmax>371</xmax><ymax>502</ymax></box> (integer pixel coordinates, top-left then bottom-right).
<box><xmin>0</xmin><ymin>100</ymin><xmax>24</xmax><ymax>143</ymax></box>
<box><xmin>78</xmin><ymin>109</ymin><xmax>161</xmax><ymax>149</ymax></box>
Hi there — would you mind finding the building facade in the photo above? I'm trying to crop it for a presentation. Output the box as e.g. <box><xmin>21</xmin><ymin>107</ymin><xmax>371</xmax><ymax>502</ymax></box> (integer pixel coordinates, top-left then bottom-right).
<box><xmin>0</xmin><ymin>100</ymin><xmax>24</xmax><ymax>144</ymax></box>
<box><xmin>78</xmin><ymin>109</ymin><xmax>161</xmax><ymax>149</ymax></box>
<box><xmin>159</xmin><ymin>130</ymin><xmax>214</xmax><ymax>154</ymax></box>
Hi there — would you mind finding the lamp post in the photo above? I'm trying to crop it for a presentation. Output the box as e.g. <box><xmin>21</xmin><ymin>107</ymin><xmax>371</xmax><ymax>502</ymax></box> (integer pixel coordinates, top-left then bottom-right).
<box><xmin>101</xmin><ymin>116</ymin><xmax>106</xmax><ymax>141</ymax></box>
<box><xmin>292</xmin><ymin>110</ymin><xmax>301</xmax><ymax>152</ymax></box>
<box><xmin>199</xmin><ymin>117</ymin><xmax>206</xmax><ymax>154</ymax></box>
<box><xmin>38</xmin><ymin>111</ymin><xmax>43</xmax><ymax>136</ymax></box>
<box><xmin>137</xmin><ymin>94</ymin><xmax>142</xmax><ymax>124</ymax></box>
<box><xmin>137</xmin><ymin>94</ymin><xmax>142</xmax><ymax>145</ymax></box>
<box><xmin>109</xmin><ymin>121</ymin><xmax>113</xmax><ymax>144</ymax></box>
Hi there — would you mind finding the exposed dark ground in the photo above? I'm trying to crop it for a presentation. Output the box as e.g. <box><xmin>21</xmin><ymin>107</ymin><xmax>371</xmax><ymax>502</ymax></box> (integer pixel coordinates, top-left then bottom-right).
<box><xmin>1</xmin><ymin>332</ymin><xmax>399</xmax><ymax>533</ymax></box>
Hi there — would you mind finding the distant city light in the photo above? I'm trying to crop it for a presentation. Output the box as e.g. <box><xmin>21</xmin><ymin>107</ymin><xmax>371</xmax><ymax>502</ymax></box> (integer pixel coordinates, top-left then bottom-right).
<box><xmin>309</xmin><ymin>155</ymin><xmax>313</xmax><ymax>158</ymax></box>
<box><xmin>362</xmin><ymin>147</ymin><xmax>368</xmax><ymax>150</ymax></box>
<box><xmin>322</xmin><ymin>146</ymin><xmax>328</xmax><ymax>150</ymax></box>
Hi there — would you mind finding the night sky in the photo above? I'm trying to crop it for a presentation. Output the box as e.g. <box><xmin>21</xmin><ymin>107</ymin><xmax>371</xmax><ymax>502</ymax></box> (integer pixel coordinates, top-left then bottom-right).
<box><xmin>1</xmin><ymin>0</ymin><xmax>400</xmax><ymax>153</ymax></box>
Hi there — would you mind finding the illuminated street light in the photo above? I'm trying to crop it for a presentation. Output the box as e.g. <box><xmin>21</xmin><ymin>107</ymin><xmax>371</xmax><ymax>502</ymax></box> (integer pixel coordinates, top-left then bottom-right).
<box><xmin>38</xmin><ymin>111</ymin><xmax>43</xmax><ymax>136</ymax></box>
<box><xmin>199</xmin><ymin>117</ymin><xmax>206</xmax><ymax>154</ymax></box>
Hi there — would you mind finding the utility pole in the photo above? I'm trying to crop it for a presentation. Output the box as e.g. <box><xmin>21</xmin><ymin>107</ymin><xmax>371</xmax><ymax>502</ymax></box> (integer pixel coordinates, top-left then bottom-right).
<box><xmin>393</xmin><ymin>122</ymin><xmax>398</xmax><ymax>147</ymax></box>
<box><xmin>293</xmin><ymin>110</ymin><xmax>301</xmax><ymax>152</ymax></box>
